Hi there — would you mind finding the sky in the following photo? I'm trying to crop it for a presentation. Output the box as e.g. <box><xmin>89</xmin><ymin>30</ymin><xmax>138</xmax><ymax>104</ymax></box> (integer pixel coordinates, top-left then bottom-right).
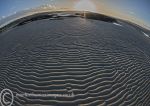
<box><xmin>0</xmin><ymin>0</ymin><xmax>150</xmax><ymax>29</ymax></box>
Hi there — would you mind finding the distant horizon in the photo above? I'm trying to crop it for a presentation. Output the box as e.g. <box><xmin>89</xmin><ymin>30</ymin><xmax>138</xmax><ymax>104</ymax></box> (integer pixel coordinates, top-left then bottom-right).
<box><xmin>0</xmin><ymin>8</ymin><xmax>150</xmax><ymax>31</ymax></box>
<box><xmin>0</xmin><ymin>0</ymin><xmax>150</xmax><ymax>30</ymax></box>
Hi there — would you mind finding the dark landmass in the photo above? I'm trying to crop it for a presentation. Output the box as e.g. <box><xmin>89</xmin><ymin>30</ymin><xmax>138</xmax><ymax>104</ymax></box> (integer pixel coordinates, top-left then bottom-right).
<box><xmin>80</xmin><ymin>12</ymin><xmax>117</xmax><ymax>23</ymax></box>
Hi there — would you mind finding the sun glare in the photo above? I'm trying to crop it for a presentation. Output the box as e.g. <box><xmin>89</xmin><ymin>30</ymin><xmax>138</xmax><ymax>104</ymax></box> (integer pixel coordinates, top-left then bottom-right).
<box><xmin>74</xmin><ymin>0</ymin><xmax>97</xmax><ymax>12</ymax></box>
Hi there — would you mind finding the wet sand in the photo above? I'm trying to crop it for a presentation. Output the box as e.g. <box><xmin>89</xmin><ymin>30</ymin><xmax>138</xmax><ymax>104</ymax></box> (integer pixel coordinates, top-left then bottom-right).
<box><xmin>0</xmin><ymin>11</ymin><xmax>150</xmax><ymax>106</ymax></box>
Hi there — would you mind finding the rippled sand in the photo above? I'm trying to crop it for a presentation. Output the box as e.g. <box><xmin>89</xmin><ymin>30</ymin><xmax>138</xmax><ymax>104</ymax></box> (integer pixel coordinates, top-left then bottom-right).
<box><xmin>0</xmin><ymin>12</ymin><xmax>150</xmax><ymax>106</ymax></box>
